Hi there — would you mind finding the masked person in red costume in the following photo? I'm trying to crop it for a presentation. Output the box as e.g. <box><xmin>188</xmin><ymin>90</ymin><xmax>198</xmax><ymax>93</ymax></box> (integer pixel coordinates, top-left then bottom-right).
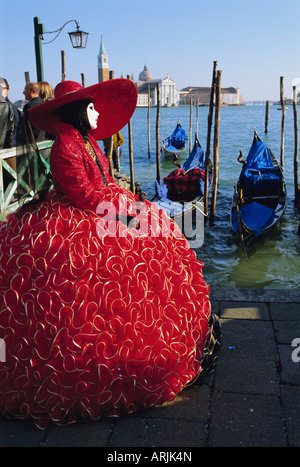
<box><xmin>0</xmin><ymin>79</ymin><xmax>217</xmax><ymax>429</ymax></box>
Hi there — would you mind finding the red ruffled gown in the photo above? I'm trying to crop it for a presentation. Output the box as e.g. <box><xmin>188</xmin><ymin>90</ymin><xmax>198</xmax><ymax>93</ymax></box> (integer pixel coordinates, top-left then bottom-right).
<box><xmin>0</xmin><ymin>124</ymin><xmax>210</xmax><ymax>429</ymax></box>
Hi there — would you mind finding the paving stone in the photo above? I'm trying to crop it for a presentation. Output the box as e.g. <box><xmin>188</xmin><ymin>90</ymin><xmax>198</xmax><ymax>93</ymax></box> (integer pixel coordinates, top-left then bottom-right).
<box><xmin>270</xmin><ymin>302</ymin><xmax>300</xmax><ymax>321</ymax></box>
<box><xmin>108</xmin><ymin>416</ymin><xmax>147</xmax><ymax>447</ymax></box>
<box><xmin>281</xmin><ymin>386</ymin><xmax>300</xmax><ymax>447</ymax></box>
<box><xmin>214</xmin><ymin>354</ymin><xmax>280</xmax><ymax>395</ymax></box>
<box><xmin>144</xmin><ymin>418</ymin><xmax>207</xmax><ymax>447</ymax></box>
<box><xmin>209</xmin><ymin>392</ymin><xmax>286</xmax><ymax>447</ymax></box>
<box><xmin>220</xmin><ymin>301</ymin><xmax>269</xmax><ymax>320</ymax></box>
<box><xmin>210</xmin><ymin>287</ymin><xmax>300</xmax><ymax>303</ymax></box>
<box><xmin>0</xmin><ymin>417</ymin><xmax>44</xmax><ymax>447</ymax></box>
<box><xmin>278</xmin><ymin>344</ymin><xmax>300</xmax><ymax>385</ymax></box>
<box><xmin>138</xmin><ymin>385</ymin><xmax>210</xmax><ymax>422</ymax></box>
<box><xmin>44</xmin><ymin>417</ymin><xmax>113</xmax><ymax>447</ymax></box>
<box><xmin>219</xmin><ymin>319</ymin><xmax>278</xmax><ymax>361</ymax></box>
<box><xmin>273</xmin><ymin>320</ymin><xmax>300</xmax><ymax>344</ymax></box>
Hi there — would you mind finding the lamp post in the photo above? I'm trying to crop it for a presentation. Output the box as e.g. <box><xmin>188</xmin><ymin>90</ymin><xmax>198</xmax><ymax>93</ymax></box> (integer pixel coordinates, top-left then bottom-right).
<box><xmin>34</xmin><ymin>17</ymin><xmax>45</xmax><ymax>82</ymax></box>
<box><xmin>33</xmin><ymin>16</ymin><xmax>89</xmax><ymax>82</ymax></box>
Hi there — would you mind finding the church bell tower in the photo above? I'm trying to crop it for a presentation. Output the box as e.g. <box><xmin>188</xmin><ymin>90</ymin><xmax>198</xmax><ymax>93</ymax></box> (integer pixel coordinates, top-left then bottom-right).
<box><xmin>98</xmin><ymin>36</ymin><xmax>109</xmax><ymax>82</ymax></box>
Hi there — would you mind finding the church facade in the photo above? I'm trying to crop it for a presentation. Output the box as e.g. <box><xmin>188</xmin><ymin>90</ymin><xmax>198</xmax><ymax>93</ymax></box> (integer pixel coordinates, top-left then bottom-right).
<box><xmin>133</xmin><ymin>65</ymin><xmax>180</xmax><ymax>107</ymax></box>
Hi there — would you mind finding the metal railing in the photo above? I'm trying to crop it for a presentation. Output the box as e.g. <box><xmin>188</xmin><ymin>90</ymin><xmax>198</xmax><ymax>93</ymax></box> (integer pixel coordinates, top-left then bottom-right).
<box><xmin>0</xmin><ymin>140</ymin><xmax>53</xmax><ymax>221</ymax></box>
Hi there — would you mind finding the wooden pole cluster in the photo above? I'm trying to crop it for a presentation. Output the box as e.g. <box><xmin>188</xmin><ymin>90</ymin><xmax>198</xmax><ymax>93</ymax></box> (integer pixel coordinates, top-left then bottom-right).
<box><xmin>210</xmin><ymin>69</ymin><xmax>222</xmax><ymax>225</ymax></box>
<box><xmin>204</xmin><ymin>60</ymin><xmax>217</xmax><ymax>215</ymax></box>
<box><xmin>280</xmin><ymin>76</ymin><xmax>285</xmax><ymax>169</ymax></box>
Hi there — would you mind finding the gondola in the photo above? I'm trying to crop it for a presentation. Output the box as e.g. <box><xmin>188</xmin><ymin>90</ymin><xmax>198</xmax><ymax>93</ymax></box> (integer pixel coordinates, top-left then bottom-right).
<box><xmin>161</xmin><ymin>121</ymin><xmax>188</xmax><ymax>160</ymax></box>
<box><xmin>231</xmin><ymin>131</ymin><xmax>287</xmax><ymax>258</ymax></box>
<box><xmin>154</xmin><ymin>136</ymin><xmax>211</xmax><ymax>247</ymax></box>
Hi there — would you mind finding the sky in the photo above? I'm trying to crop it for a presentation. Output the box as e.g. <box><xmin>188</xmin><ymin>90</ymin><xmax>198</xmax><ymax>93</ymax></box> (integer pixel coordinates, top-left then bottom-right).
<box><xmin>1</xmin><ymin>0</ymin><xmax>300</xmax><ymax>104</ymax></box>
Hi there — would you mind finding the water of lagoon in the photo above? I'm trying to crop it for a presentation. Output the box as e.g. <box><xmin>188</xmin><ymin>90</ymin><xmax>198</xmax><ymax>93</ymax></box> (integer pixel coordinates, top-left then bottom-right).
<box><xmin>100</xmin><ymin>104</ymin><xmax>300</xmax><ymax>290</ymax></box>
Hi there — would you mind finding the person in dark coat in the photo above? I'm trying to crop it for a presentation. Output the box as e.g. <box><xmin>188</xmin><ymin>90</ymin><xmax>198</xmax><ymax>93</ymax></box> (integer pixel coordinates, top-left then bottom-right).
<box><xmin>0</xmin><ymin>78</ymin><xmax>14</xmax><ymax>149</ymax></box>
<box><xmin>17</xmin><ymin>82</ymin><xmax>45</xmax><ymax>145</ymax></box>
<box><xmin>0</xmin><ymin>78</ymin><xmax>20</xmax><ymax>147</ymax></box>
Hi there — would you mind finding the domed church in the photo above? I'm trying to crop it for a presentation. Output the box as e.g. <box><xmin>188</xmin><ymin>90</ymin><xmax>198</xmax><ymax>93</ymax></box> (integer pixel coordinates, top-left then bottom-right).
<box><xmin>138</xmin><ymin>65</ymin><xmax>153</xmax><ymax>82</ymax></box>
<box><xmin>135</xmin><ymin>65</ymin><xmax>180</xmax><ymax>107</ymax></box>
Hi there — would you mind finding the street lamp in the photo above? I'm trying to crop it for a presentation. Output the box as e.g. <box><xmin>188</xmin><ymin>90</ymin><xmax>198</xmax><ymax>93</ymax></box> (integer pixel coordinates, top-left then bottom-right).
<box><xmin>68</xmin><ymin>23</ymin><xmax>89</xmax><ymax>49</ymax></box>
<box><xmin>33</xmin><ymin>16</ymin><xmax>89</xmax><ymax>82</ymax></box>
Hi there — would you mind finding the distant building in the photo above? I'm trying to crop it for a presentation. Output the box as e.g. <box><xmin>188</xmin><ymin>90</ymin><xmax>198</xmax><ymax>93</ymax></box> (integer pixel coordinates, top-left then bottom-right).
<box><xmin>134</xmin><ymin>65</ymin><xmax>180</xmax><ymax>107</ymax></box>
<box><xmin>96</xmin><ymin>42</ymin><xmax>242</xmax><ymax>106</ymax></box>
<box><xmin>98</xmin><ymin>36</ymin><xmax>109</xmax><ymax>82</ymax></box>
<box><xmin>221</xmin><ymin>87</ymin><xmax>242</xmax><ymax>105</ymax></box>
<box><xmin>180</xmin><ymin>86</ymin><xmax>242</xmax><ymax>105</ymax></box>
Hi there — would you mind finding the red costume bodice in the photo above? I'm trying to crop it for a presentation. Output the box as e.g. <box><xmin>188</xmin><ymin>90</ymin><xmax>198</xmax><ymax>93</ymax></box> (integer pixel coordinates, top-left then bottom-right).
<box><xmin>50</xmin><ymin>124</ymin><xmax>114</xmax><ymax>211</ymax></box>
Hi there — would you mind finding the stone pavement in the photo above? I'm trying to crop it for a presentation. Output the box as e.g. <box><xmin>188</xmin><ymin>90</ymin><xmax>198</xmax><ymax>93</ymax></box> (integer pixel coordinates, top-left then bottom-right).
<box><xmin>0</xmin><ymin>287</ymin><xmax>299</xmax><ymax>448</ymax></box>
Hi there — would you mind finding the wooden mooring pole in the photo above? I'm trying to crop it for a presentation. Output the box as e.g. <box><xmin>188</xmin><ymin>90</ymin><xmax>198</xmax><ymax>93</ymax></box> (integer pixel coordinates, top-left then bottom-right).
<box><xmin>61</xmin><ymin>51</ymin><xmax>66</xmax><ymax>81</ymax></box>
<box><xmin>293</xmin><ymin>85</ymin><xmax>300</xmax><ymax>204</ymax></box>
<box><xmin>127</xmin><ymin>75</ymin><xmax>135</xmax><ymax>193</ymax></box>
<box><xmin>204</xmin><ymin>60</ymin><xmax>217</xmax><ymax>215</ymax></box>
<box><xmin>148</xmin><ymin>85</ymin><xmax>151</xmax><ymax>158</ymax></box>
<box><xmin>196</xmin><ymin>98</ymin><xmax>199</xmax><ymax>139</ymax></box>
<box><xmin>280</xmin><ymin>76</ymin><xmax>285</xmax><ymax>169</ymax></box>
<box><xmin>189</xmin><ymin>99</ymin><xmax>193</xmax><ymax>153</ymax></box>
<box><xmin>24</xmin><ymin>72</ymin><xmax>30</xmax><ymax>84</ymax></box>
<box><xmin>128</xmin><ymin>118</ymin><xmax>135</xmax><ymax>193</ymax></box>
<box><xmin>156</xmin><ymin>82</ymin><xmax>161</xmax><ymax>186</ymax></box>
<box><xmin>210</xmin><ymin>69</ymin><xmax>222</xmax><ymax>226</ymax></box>
<box><xmin>104</xmin><ymin>71</ymin><xmax>115</xmax><ymax>179</ymax></box>
<box><xmin>265</xmin><ymin>100</ymin><xmax>269</xmax><ymax>133</ymax></box>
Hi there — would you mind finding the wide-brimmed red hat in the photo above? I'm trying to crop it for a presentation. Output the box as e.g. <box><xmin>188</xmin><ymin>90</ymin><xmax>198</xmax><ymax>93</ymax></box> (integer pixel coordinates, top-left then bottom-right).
<box><xmin>28</xmin><ymin>79</ymin><xmax>137</xmax><ymax>140</ymax></box>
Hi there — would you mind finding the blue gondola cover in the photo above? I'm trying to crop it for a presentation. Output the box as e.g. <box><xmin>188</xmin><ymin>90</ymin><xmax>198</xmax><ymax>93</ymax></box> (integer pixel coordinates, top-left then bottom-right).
<box><xmin>241</xmin><ymin>139</ymin><xmax>281</xmax><ymax>197</ymax></box>
<box><xmin>232</xmin><ymin>201</ymin><xmax>276</xmax><ymax>238</ymax></box>
<box><xmin>163</xmin><ymin>123</ymin><xmax>188</xmax><ymax>151</ymax></box>
<box><xmin>182</xmin><ymin>143</ymin><xmax>205</xmax><ymax>171</ymax></box>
